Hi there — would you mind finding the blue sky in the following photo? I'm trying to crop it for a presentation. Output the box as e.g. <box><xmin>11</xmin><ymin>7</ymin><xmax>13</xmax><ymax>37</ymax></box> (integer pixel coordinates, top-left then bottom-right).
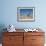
<box><xmin>20</xmin><ymin>9</ymin><xmax>33</xmax><ymax>16</ymax></box>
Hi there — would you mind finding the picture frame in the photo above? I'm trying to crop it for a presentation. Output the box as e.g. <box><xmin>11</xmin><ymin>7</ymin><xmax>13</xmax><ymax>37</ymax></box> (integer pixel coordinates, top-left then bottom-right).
<box><xmin>17</xmin><ymin>7</ymin><xmax>35</xmax><ymax>22</ymax></box>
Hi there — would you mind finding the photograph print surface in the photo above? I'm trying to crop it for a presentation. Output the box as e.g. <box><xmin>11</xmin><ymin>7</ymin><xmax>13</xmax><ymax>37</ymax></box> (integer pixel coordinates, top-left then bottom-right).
<box><xmin>17</xmin><ymin>7</ymin><xmax>35</xmax><ymax>22</ymax></box>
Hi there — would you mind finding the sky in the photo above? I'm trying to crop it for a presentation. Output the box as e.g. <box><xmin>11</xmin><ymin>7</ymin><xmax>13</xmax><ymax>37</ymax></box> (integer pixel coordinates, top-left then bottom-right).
<box><xmin>20</xmin><ymin>9</ymin><xmax>33</xmax><ymax>16</ymax></box>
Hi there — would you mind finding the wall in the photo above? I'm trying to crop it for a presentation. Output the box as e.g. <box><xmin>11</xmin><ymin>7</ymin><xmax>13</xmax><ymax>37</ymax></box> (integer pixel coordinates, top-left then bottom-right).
<box><xmin>0</xmin><ymin>0</ymin><xmax>46</xmax><ymax>29</ymax></box>
<box><xmin>0</xmin><ymin>0</ymin><xmax>46</xmax><ymax>44</ymax></box>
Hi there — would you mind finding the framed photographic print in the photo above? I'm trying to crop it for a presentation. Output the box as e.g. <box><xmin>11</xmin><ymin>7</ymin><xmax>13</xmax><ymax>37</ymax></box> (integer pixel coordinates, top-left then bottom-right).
<box><xmin>17</xmin><ymin>7</ymin><xmax>35</xmax><ymax>22</ymax></box>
